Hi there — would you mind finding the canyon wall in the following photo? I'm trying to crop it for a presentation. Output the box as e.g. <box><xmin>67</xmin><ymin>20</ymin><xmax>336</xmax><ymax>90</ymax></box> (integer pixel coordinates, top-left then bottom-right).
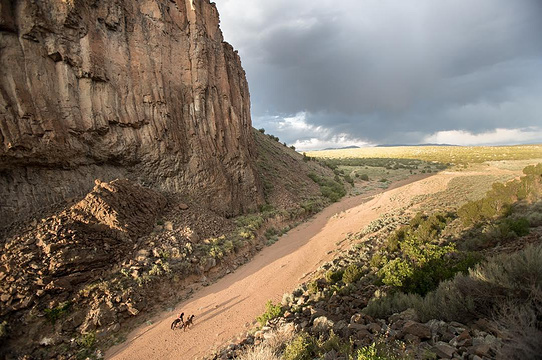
<box><xmin>0</xmin><ymin>0</ymin><xmax>263</xmax><ymax>227</ymax></box>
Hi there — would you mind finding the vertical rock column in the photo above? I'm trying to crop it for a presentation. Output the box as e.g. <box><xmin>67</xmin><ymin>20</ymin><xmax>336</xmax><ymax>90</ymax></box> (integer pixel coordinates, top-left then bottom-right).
<box><xmin>0</xmin><ymin>0</ymin><xmax>263</xmax><ymax>227</ymax></box>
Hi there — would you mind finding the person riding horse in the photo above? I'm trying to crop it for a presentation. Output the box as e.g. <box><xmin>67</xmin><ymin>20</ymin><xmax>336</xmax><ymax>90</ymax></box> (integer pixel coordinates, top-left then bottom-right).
<box><xmin>170</xmin><ymin>312</ymin><xmax>184</xmax><ymax>330</ymax></box>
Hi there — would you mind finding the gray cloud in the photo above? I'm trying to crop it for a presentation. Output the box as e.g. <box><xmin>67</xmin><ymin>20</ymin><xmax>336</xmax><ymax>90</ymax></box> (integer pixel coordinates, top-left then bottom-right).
<box><xmin>218</xmin><ymin>0</ymin><xmax>542</xmax><ymax>148</ymax></box>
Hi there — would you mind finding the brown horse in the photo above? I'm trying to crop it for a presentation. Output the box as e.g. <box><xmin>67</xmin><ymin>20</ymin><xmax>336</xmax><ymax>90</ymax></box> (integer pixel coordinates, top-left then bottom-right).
<box><xmin>171</xmin><ymin>312</ymin><xmax>184</xmax><ymax>330</ymax></box>
<box><xmin>181</xmin><ymin>315</ymin><xmax>195</xmax><ymax>331</ymax></box>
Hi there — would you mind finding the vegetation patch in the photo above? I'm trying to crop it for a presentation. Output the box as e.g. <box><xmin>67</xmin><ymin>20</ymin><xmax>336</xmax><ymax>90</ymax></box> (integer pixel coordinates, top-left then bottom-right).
<box><xmin>44</xmin><ymin>302</ymin><xmax>72</xmax><ymax>325</ymax></box>
<box><xmin>342</xmin><ymin>264</ymin><xmax>363</xmax><ymax>284</ymax></box>
<box><xmin>283</xmin><ymin>331</ymin><xmax>353</xmax><ymax>360</ymax></box>
<box><xmin>458</xmin><ymin>164</ymin><xmax>542</xmax><ymax>226</ymax></box>
<box><xmin>364</xmin><ymin>243</ymin><xmax>542</xmax><ymax>332</ymax></box>
<box><xmin>356</xmin><ymin>339</ymin><xmax>408</xmax><ymax>360</ymax></box>
<box><xmin>371</xmin><ymin>212</ymin><xmax>483</xmax><ymax>296</ymax></box>
<box><xmin>307</xmin><ymin>172</ymin><xmax>346</xmax><ymax>202</ymax></box>
<box><xmin>257</xmin><ymin>301</ymin><xmax>284</xmax><ymax>327</ymax></box>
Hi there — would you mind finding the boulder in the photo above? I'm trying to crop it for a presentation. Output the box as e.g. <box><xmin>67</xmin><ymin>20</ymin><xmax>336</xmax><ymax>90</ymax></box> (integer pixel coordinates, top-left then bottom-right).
<box><xmin>432</xmin><ymin>342</ymin><xmax>456</xmax><ymax>359</ymax></box>
<box><xmin>403</xmin><ymin>320</ymin><xmax>431</xmax><ymax>340</ymax></box>
<box><xmin>313</xmin><ymin>316</ymin><xmax>334</xmax><ymax>333</ymax></box>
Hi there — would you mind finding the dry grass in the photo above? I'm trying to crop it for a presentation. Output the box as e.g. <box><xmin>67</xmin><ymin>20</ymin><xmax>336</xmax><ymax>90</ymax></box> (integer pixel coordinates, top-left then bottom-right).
<box><xmin>496</xmin><ymin>292</ymin><xmax>542</xmax><ymax>360</ymax></box>
<box><xmin>307</xmin><ymin>145</ymin><xmax>542</xmax><ymax>165</ymax></box>
<box><xmin>414</xmin><ymin>173</ymin><xmax>518</xmax><ymax>213</ymax></box>
<box><xmin>238</xmin><ymin>346</ymin><xmax>280</xmax><ymax>360</ymax></box>
<box><xmin>238</xmin><ymin>325</ymin><xmax>296</xmax><ymax>360</ymax></box>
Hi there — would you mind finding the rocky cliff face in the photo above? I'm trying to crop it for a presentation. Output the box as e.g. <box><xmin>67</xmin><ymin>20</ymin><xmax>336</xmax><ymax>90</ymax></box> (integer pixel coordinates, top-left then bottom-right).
<box><xmin>0</xmin><ymin>0</ymin><xmax>263</xmax><ymax>227</ymax></box>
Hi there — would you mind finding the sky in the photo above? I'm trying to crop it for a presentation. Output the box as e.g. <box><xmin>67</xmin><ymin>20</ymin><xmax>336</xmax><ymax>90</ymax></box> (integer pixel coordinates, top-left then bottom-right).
<box><xmin>217</xmin><ymin>0</ymin><xmax>542</xmax><ymax>150</ymax></box>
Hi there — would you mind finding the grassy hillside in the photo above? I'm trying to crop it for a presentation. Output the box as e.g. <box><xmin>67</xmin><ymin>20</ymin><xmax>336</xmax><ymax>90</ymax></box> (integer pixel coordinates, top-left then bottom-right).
<box><xmin>253</xmin><ymin>128</ymin><xmax>333</xmax><ymax>210</ymax></box>
<box><xmin>253</xmin><ymin>129</ymin><xmax>352</xmax><ymax>215</ymax></box>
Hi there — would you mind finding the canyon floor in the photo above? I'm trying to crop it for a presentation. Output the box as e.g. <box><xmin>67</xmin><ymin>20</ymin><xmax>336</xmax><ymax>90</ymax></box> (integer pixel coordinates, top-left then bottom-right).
<box><xmin>106</xmin><ymin>166</ymin><xmax>519</xmax><ymax>360</ymax></box>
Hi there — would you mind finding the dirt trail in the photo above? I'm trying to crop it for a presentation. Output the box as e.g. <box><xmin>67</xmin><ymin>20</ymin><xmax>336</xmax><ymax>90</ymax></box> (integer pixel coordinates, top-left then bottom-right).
<box><xmin>105</xmin><ymin>171</ymin><xmax>485</xmax><ymax>360</ymax></box>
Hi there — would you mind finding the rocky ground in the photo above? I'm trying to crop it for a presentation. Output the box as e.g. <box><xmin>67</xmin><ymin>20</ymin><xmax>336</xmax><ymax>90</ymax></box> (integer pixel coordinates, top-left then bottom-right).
<box><xmin>217</xmin><ymin>310</ymin><xmax>504</xmax><ymax>360</ymax></box>
<box><xmin>208</xmin><ymin>186</ymin><xmax>542</xmax><ymax>360</ymax></box>
<box><xmin>209</xmin><ymin>232</ymin><xmax>534</xmax><ymax>360</ymax></box>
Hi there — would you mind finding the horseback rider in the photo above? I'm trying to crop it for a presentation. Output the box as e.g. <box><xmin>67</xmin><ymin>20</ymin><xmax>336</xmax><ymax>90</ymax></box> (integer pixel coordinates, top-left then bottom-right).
<box><xmin>170</xmin><ymin>312</ymin><xmax>184</xmax><ymax>330</ymax></box>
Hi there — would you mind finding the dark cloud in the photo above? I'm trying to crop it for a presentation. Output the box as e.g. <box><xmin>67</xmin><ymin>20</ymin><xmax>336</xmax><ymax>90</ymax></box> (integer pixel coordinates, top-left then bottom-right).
<box><xmin>218</xmin><ymin>0</ymin><xmax>542</xmax><ymax>149</ymax></box>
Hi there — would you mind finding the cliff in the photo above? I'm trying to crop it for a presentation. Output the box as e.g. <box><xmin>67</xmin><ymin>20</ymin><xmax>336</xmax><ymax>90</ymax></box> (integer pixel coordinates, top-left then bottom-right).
<box><xmin>0</xmin><ymin>0</ymin><xmax>263</xmax><ymax>227</ymax></box>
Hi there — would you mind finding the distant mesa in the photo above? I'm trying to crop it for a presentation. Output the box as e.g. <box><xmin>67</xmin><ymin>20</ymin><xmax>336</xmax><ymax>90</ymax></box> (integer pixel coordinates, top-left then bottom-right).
<box><xmin>322</xmin><ymin>145</ymin><xmax>361</xmax><ymax>150</ymax></box>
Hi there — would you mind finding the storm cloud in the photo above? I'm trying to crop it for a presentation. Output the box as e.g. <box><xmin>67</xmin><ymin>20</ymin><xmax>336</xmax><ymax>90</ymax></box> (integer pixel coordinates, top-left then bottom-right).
<box><xmin>218</xmin><ymin>0</ymin><xmax>542</xmax><ymax>149</ymax></box>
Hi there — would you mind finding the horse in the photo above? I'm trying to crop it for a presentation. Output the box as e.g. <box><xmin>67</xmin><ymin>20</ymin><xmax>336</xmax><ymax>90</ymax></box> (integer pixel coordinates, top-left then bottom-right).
<box><xmin>171</xmin><ymin>312</ymin><xmax>184</xmax><ymax>330</ymax></box>
<box><xmin>181</xmin><ymin>314</ymin><xmax>195</xmax><ymax>331</ymax></box>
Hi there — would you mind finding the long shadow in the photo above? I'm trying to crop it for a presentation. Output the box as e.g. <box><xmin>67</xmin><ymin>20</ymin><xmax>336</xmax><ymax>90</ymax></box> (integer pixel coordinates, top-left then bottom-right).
<box><xmin>178</xmin><ymin>296</ymin><xmax>249</xmax><ymax>330</ymax></box>
<box><xmin>191</xmin><ymin>295</ymin><xmax>241</xmax><ymax>319</ymax></box>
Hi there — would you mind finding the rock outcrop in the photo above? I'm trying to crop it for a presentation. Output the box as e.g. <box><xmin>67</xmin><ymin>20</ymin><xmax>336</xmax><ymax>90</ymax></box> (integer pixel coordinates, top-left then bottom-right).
<box><xmin>0</xmin><ymin>0</ymin><xmax>263</xmax><ymax>227</ymax></box>
<box><xmin>0</xmin><ymin>179</ymin><xmax>166</xmax><ymax>318</ymax></box>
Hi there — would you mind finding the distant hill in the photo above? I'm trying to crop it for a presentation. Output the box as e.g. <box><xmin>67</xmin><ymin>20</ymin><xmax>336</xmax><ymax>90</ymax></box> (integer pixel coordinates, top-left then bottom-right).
<box><xmin>323</xmin><ymin>145</ymin><xmax>361</xmax><ymax>150</ymax></box>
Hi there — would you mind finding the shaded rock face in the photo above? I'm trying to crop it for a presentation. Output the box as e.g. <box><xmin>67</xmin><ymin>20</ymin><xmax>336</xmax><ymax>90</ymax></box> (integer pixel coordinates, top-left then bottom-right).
<box><xmin>0</xmin><ymin>179</ymin><xmax>166</xmax><ymax>318</ymax></box>
<box><xmin>0</xmin><ymin>0</ymin><xmax>263</xmax><ymax>227</ymax></box>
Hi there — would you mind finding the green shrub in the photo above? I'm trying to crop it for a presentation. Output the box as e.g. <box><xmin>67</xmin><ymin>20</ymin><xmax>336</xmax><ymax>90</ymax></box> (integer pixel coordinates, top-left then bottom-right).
<box><xmin>482</xmin><ymin>222</ymin><xmax>517</xmax><ymax>245</ymax></box>
<box><xmin>480</xmin><ymin>217</ymin><xmax>530</xmax><ymax>248</ymax></box>
<box><xmin>257</xmin><ymin>300</ymin><xmax>283</xmax><ymax>326</ymax></box>
<box><xmin>236</xmin><ymin>214</ymin><xmax>264</xmax><ymax>232</ymax></box>
<box><xmin>401</xmin><ymin>252</ymin><xmax>481</xmax><ymax>296</ymax></box>
<box><xmin>0</xmin><ymin>321</ymin><xmax>7</xmax><ymax>340</ymax></box>
<box><xmin>356</xmin><ymin>339</ymin><xmax>407</xmax><ymax>360</ymax></box>
<box><xmin>364</xmin><ymin>244</ymin><xmax>542</xmax><ymax>323</ymax></box>
<box><xmin>77</xmin><ymin>331</ymin><xmax>96</xmax><ymax>349</ymax></box>
<box><xmin>321</xmin><ymin>185</ymin><xmax>344</xmax><ymax>202</ymax></box>
<box><xmin>342</xmin><ymin>264</ymin><xmax>363</xmax><ymax>284</ymax></box>
<box><xmin>385</xmin><ymin>227</ymin><xmax>406</xmax><ymax>252</ymax></box>
<box><xmin>307</xmin><ymin>281</ymin><xmax>319</xmax><ymax>294</ymax></box>
<box><xmin>359</xmin><ymin>174</ymin><xmax>369</xmax><ymax>181</ymax></box>
<box><xmin>376</xmin><ymin>212</ymin><xmax>463</xmax><ymax>295</ymax></box>
<box><xmin>300</xmin><ymin>199</ymin><xmax>323</xmax><ymax>215</ymax></box>
<box><xmin>319</xmin><ymin>330</ymin><xmax>352</xmax><ymax>355</ymax></box>
<box><xmin>506</xmin><ymin>217</ymin><xmax>530</xmax><ymax>236</ymax></box>
<box><xmin>265</xmin><ymin>227</ymin><xmax>279</xmax><ymax>239</ymax></box>
<box><xmin>325</xmin><ymin>270</ymin><xmax>344</xmax><ymax>284</ymax></box>
<box><xmin>259</xmin><ymin>203</ymin><xmax>275</xmax><ymax>212</ymax></box>
<box><xmin>308</xmin><ymin>173</ymin><xmax>346</xmax><ymax>202</ymax></box>
<box><xmin>149</xmin><ymin>263</ymin><xmax>164</xmax><ymax>276</ymax></box>
<box><xmin>369</xmin><ymin>253</ymin><xmax>384</xmax><ymax>268</ymax></box>
<box><xmin>363</xmin><ymin>291</ymin><xmax>423</xmax><ymax>320</ymax></box>
<box><xmin>266</xmin><ymin>235</ymin><xmax>279</xmax><ymax>246</ymax></box>
<box><xmin>307</xmin><ymin>172</ymin><xmax>319</xmax><ymax>183</ymax></box>
<box><xmin>283</xmin><ymin>333</ymin><xmax>317</xmax><ymax>360</ymax></box>
<box><xmin>458</xmin><ymin>165</ymin><xmax>542</xmax><ymax>226</ymax></box>
<box><xmin>44</xmin><ymin>301</ymin><xmax>72</xmax><ymax>325</ymax></box>
<box><xmin>379</xmin><ymin>258</ymin><xmax>414</xmax><ymax>288</ymax></box>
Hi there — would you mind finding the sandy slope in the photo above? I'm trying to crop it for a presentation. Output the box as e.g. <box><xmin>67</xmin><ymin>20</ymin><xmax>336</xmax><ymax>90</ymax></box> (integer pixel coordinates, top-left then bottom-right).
<box><xmin>105</xmin><ymin>171</ymin><xmax>497</xmax><ymax>360</ymax></box>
